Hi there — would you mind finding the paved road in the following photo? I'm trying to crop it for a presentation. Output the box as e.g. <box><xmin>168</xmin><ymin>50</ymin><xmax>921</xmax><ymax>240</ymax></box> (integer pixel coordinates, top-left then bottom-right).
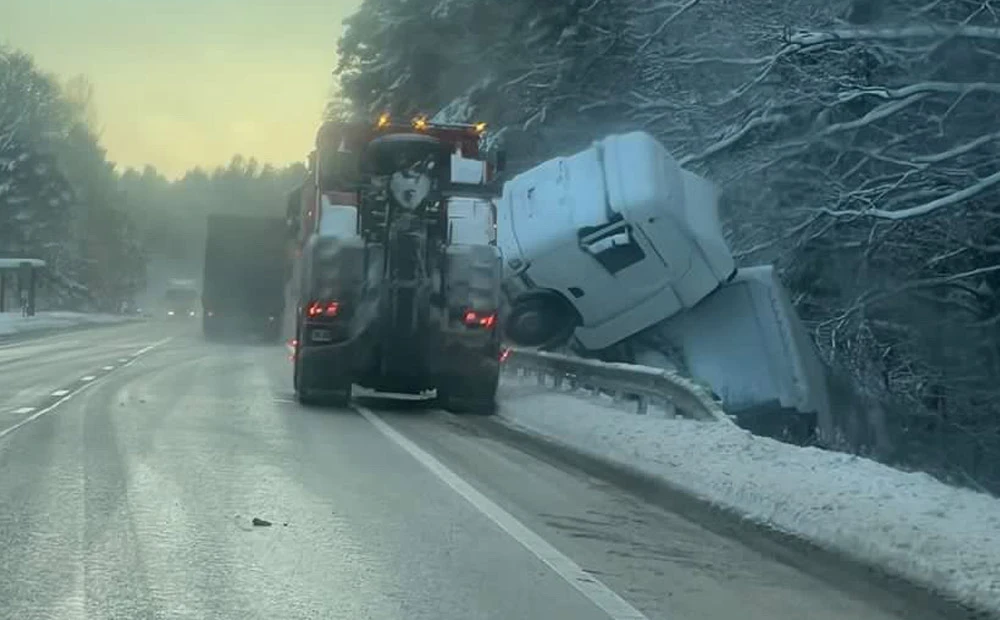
<box><xmin>0</xmin><ymin>323</ymin><xmax>963</xmax><ymax>620</ymax></box>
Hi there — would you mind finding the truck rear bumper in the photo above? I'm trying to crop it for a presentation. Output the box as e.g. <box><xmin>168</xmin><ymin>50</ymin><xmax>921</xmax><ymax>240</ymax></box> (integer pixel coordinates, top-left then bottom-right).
<box><xmin>297</xmin><ymin>327</ymin><xmax>498</xmax><ymax>393</ymax></box>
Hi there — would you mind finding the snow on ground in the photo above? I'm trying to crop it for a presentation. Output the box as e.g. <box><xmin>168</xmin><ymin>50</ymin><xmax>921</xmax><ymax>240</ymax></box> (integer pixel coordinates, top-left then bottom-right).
<box><xmin>0</xmin><ymin>311</ymin><xmax>133</xmax><ymax>338</ymax></box>
<box><xmin>497</xmin><ymin>377</ymin><xmax>1000</xmax><ymax>614</ymax></box>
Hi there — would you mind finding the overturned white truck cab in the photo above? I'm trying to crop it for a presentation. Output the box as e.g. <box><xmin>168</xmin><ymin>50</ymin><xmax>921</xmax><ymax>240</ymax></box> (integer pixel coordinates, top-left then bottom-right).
<box><xmin>496</xmin><ymin>131</ymin><xmax>735</xmax><ymax>351</ymax></box>
<box><xmin>496</xmin><ymin>131</ymin><xmax>831</xmax><ymax>441</ymax></box>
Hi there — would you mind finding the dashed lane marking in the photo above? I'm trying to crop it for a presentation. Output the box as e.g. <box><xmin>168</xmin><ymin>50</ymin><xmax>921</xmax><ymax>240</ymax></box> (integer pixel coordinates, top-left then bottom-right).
<box><xmin>12</xmin><ymin>407</ymin><xmax>35</xmax><ymax>415</ymax></box>
<box><xmin>0</xmin><ymin>337</ymin><xmax>174</xmax><ymax>442</ymax></box>
<box><xmin>102</xmin><ymin>366</ymin><xmax>114</xmax><ymax>371</ymax></box>
<box><xmin>80</xmin><ymin>376</ymin><xmax>96</xmax><ymax>382</ymax></box>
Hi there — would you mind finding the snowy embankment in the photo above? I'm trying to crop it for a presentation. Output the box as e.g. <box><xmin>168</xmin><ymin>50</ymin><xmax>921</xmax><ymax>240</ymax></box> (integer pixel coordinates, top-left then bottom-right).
<box><xmin>0</xmin><ymin>311</ymin><xmax>134</xmax><ymax>338</ymax></box>
<box><xmin>497</xmin><ymin>378</ymin><xmax>1000</xmax><ymax>615</ymax></box>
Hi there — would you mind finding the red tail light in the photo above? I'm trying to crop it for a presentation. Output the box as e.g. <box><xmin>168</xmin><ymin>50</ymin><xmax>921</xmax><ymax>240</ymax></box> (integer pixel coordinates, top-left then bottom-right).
<box><xmin>462</xmin><ymin>309</ymin><xmax>496</xmax><ymax>329</ymax></box>
<box><xmin>306</xmin><ymin>300</ymin><xmax>340</xmax><ymax>318</ymax></box>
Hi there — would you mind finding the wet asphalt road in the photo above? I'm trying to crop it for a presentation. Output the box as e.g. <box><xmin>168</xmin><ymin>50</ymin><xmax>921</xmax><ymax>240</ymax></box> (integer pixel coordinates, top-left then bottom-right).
<box><xmin>0</xmin><ymin>322</ymin><xmax>965</xmax><ymax>619</ymax></box>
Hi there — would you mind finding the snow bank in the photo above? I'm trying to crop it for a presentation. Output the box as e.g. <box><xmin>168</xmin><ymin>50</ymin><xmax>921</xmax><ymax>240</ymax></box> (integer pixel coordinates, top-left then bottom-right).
<box><xmin>0</xmin><ymin>311</ymin><xmax>133</xmax><ymax>338</ymax></box>
<box><xmin>497</xmin><ymin>379</ymin><xmax>1000</xmax><ymax>614</ymax></box>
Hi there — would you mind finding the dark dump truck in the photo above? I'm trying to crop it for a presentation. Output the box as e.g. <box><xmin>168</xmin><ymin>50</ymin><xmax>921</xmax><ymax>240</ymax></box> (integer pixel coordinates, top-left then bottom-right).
<box><xmin>202</xmin><ymin>214</ymin><xmax>286</xmax><ymax>341</ymax></box>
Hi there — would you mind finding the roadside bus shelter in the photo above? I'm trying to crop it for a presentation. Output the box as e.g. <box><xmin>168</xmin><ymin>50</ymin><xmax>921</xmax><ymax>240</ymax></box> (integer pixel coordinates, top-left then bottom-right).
<box><xmin>0</xmin><ymin>258</ymin><xmax>45</xmax><ymax>316</ymax></box>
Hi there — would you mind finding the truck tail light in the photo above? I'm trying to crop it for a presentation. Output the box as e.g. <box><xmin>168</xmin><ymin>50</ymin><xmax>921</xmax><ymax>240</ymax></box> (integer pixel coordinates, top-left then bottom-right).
<box><xmin>462</xmin><ymin>309</ymin><xmax>496</xmax><ymax>329</ymax></box>
<box><xmin>306</xmin><ymin>300</ymin><xmax>340</xmax><ymax>318</ymax></box>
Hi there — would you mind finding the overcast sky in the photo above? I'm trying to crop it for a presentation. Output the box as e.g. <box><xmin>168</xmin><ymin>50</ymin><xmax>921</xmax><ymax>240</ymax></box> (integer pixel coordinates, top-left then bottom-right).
<box><xmin>2</xmin><ymin>0</ymin><xmax>361</xmax><ymax>179</ymax></box>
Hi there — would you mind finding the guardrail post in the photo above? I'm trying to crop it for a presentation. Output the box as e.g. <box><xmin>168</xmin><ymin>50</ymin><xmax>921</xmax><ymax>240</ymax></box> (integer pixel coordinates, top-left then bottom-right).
<box><xmin>636</xmin><ymin>396</ymin><xmax>648</xmax><ymax>415</ymax></box>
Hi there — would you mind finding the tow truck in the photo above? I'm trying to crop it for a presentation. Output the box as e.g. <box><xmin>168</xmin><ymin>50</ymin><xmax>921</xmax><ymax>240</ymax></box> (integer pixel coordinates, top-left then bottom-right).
<box><xmin>286</xmin><ymin>114</ymin><xmax>503</xmax><ymax>411</ymax></box>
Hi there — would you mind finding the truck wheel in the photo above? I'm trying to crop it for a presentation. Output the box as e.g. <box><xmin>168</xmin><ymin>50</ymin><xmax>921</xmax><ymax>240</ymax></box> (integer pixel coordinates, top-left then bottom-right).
<box><xmin>298</xmin><ymin>386</ymin><xmax>352</xmax><ymax>408</ymax></box>
<box><xmin>438</xmin><ymin>370</ymin><xmax>499</xmax><ymax>415</ymax></box>
<box><xmin>294</xmin><ymin>354</ymin><xmax>317</xmax><ymax>405</ymax></box>
<box><xmin>295</xmin><ymin>358</ymin><xmax>352</xmax><ymax>408</ymax></box>
<box><xmin>296</xmin><ymin>387</ymin><xmax>320</xmax><ymax>407</ymax></box>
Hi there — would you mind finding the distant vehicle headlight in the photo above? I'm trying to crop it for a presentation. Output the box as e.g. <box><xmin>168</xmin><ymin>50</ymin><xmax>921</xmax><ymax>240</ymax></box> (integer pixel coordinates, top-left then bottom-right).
<box><xmin>189</xmin><ymin>311</ymin><xmax>196</xmax><ymax>317</ymax></box>
<box><xmin>167</xmin><ymin>310</ymin><xmax>175</xmax><ymax>316</ymax></box>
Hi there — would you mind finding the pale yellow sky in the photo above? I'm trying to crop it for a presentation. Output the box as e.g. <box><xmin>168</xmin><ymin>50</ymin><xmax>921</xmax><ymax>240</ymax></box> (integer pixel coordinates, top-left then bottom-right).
<box><xmin>2</xmin><ymin>0</ymin><xmax>362</xmax><ymax>179</ymax></box>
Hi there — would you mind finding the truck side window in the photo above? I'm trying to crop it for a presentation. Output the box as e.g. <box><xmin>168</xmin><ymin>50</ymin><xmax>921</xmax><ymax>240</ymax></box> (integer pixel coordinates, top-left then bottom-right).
<box><xmin>579</xmin><ymin>224</ymin><xmax>646</xmax><ymax>275</ymax></box>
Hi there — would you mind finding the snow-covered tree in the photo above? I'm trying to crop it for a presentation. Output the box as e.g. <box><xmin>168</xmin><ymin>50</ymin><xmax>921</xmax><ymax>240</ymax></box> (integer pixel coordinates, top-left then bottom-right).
<box><xmin>1</xmin><ymin>47</ymin><xmax>147</xmax><ymax>310</ymax></box>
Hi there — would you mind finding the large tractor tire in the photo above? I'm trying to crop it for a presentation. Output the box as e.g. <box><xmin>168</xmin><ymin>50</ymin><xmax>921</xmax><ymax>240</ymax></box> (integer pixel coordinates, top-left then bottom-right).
<box><xmin>294</xmin><ymin>353</ymin><xmax>352</xmax><ymax>408</ymax></box>
<box><xmin>437</xmin><ymin>364</ymin><xmax>500</xmax><ymax>415</ymax></box>
<box><xmin>503</xmin><ymin>290</ymin><xmax>580</xmax><ymax>350</ymax></box>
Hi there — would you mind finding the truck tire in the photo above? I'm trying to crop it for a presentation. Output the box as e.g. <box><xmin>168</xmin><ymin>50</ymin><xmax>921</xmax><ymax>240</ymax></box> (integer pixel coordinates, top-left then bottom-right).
<box><xmin>437</xmin><ymin>368</ymin><xmax>499</xmax><ymax>415</ymax></box>
<box><xmin>294</xmin><ymin>355</ymin><xmax>352</xmax><ymax>408</ymax></box>
<box><xmin>296</xmin><ymin>385</ymin><xmax>352</xmax><ymax>408</ymax></box>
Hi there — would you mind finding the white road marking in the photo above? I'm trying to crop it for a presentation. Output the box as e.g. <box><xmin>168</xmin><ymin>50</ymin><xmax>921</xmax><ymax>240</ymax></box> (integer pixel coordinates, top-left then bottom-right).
<box><xmin>80</xmin><ymin>376</ymin><xmax>96</xmax><ymax>382</ymax></box>
<box><xmin>0</xmin><ymin>338</ymin><xmax>174</xmax><ymax>441</ymax></box>
<box><xmin>355</xmin><ymin>406</ymin><xmax>650</xmax><ymax>620</ymax></box>
<box><xmin>102</xmin><ymin>366</ymin><xmax>115</xmax><ymax>371</ymax></box>
<box><xmin>118</xmin><ymin>358</ymin><xmax>128</xmax><ymax>363</ymax></box>
<box><xmin>13</xmin><ymin>407</ymin><xmax>35</xmax><ymax>415</ymax></box>
<box><xmin>134</xmin><ymin>339</ymin><xmax>169</xmax><ymax>357</ymax></box>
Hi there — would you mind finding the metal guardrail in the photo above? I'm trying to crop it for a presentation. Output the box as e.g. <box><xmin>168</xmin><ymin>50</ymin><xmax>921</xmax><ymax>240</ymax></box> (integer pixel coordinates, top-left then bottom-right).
<box><xmin>501</xmin><ymin>347</ymin><xmax>733</xmax><ymax>423</ymax></box>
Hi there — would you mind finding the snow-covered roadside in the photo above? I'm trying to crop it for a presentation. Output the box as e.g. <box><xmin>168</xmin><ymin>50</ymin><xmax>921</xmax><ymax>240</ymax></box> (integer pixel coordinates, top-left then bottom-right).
<box><xmin>0</xmin><ymin>311</ymin><xmax>135</xmax><ymax>338</ymax></box>
<box><xmin>497</xmin><ymin>378</ymin><xmax>1000</xmax><ymax>615</ymax></box>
